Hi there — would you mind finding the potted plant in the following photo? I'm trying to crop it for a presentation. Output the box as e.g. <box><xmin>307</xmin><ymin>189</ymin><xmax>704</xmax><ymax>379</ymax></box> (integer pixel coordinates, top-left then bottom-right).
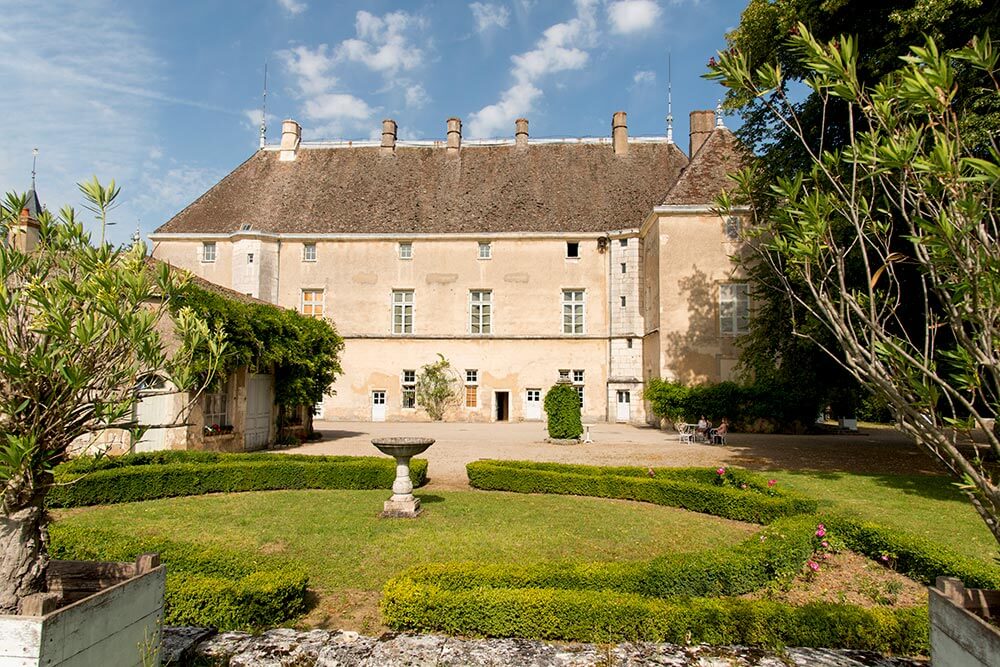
<box><xmin>0</xmin><ymin>180</ymin><xmax>223</xmax><ymax>664</ymax></box>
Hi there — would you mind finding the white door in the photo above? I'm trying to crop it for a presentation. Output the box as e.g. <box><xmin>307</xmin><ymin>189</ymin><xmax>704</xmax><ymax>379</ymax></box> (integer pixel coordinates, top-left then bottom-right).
<box><xmin>371</xmin><ymin>390</ymin><xmax>386</xmax><ymax>422</ymax></box>
<box><xmin>616</xmin><ymin>390</ymin><xmax>631</xmax><ymax>422</ymax></box>
<box><xmin>246</xmin><ymin>374</ymin><xmax>273</xmax><ymax>449</ymax></box>
<box><xmin>525</xmin><ymin>389</ymin><xmax>542</xmax><ymax>420</ymax></box>
<box><xmin>133</xmin><ymin>391</ymin><xmax>170</xmax><ymax>452</ymax></box>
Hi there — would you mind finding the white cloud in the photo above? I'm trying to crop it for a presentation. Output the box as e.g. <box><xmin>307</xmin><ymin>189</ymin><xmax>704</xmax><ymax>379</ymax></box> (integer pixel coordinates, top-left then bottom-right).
<box><xmin>276</xmin><ymin>0</ymin><xmax>307</xmax><ymax>15</ymax></box>
<box><xmin>608</xmin><ymin>0</ymin><xmax>661</xmax><ymax>34</ymax></box>
<box><xmin>303</xmin><ymin>93</ymin><xmax>373</xmax><ymax>122</ymax></box>
<box><xmin>278</xmin><ymin>45</ymin><xmax>338</xmax><ymax>96</ymax></box>
<box><xmin>242</xmin><ymin>109</ymin><xmax>276</xmax><ymax>130</ymax></box>
<box><xmin>405</xmin><ymin>84</ymin><xmax>430</xmax><ymax>109</ymax></box>
<box><xmin>632</xmin><ymin>70</ymin><xmax>656</xmax><ymax>85</ymax></box>
<box><xmin>468</xmin><ymin>0</ymin><xmax>598</xmax><ymax>138</ymax></box>
<box><xmin>337</xmin><ymin>11</ymin><xmax>427</xmax><ymax>75</ymax></box>
<box><xmin>133</xmin><ymin>165</ymin><xmax>226</xmax><ymax>218</ymax></box>
<box><xmin>469</xmin><ymin>3</ymin><xmax>511</xmax><ymax>32</ymax></box>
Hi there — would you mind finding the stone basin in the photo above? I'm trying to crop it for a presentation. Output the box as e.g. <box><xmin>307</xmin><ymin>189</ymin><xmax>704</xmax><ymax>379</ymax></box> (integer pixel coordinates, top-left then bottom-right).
<box><xmin>371</xmin><ymin>437</ymin><xmax>435</xmax><ymax>458</ymax></box>
<box><xmin>372</xmin><ymin>437</ymin><xmax>434</xmax><ymax>518</ymax></box>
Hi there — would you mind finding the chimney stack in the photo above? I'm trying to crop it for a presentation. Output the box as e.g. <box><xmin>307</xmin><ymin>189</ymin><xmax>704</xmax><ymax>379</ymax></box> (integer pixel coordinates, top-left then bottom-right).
<box><xmin>515</xmin><ymin>118</ymin><xmax>529</xmax><ymax>149</ymax></box>
<box><xmin>612</xmin><ymin>111</ymin><xmax>628</xmax><ymax>156</ymax></box>
<box><xmin>689</xmin><ymin>110</ymin><xmax>714</xmax><ymax>158</ymax></box>
<box><xmin>280</xmin><ymin>119</ymin><xmax>301</xmax><ymax>162</ymax></box>
<box><xmin>381</xmin><ymin>119</ymin><xmax>397</xmax><ymax>153</ymax></box>
<box><xmin>446</xmin><ymin>117</ymin><xmax>462</xmax><ymax>154</ymax></box>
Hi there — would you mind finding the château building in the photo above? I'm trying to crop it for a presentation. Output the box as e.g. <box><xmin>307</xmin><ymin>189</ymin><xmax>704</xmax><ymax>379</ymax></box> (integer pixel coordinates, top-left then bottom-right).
<box><xmin>150</xmin><ymin>109</ymin><xmax>745</xmax><ymax>425</ymax></box>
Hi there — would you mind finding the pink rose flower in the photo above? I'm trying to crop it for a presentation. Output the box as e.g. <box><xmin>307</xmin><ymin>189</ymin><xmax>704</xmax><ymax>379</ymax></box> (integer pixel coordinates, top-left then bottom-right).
<box><xmin>716</xmin><ymin>467</ymin><xmax>726</xmax><ymax>476</ymax></box>
<box><xmin>767</xmin><ymin>479</ymin><xmax>777</xmax><ymax>487</ymax></box>
<box><xmin>821</xmin><ymin>541</ymin><xmax>829</xmax><ymax>548</ymax></box>
<box><xmin>816</xmin><ymin>528</ymin><xmax>826</xmax><ymax>538</ymax></box>
<box><xmin>807</xmin><ymin>561</ymin><xmax>820</xmax><ymax>572</ymax></box>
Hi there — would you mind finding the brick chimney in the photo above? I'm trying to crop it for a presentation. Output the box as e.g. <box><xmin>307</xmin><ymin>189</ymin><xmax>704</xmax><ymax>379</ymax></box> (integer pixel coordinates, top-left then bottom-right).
<box><xmin>381</xmin><ymin>119</ymin><xmax>397</xmax><ymax>154</ymax></box>
<box><xmin>446</xmin><ymin>118</ymin><xmax>462</xmax><ymax>154</ymax></box>
<box><xmin>280</xmin><ymin>119</ymin><xmax>301</xmax><ymax>162</ymax></box>
<box><xmin>515</xmin><ymin>118</ymin><xmax>529</xmax><ymax>149</ymax></box>
<box><xmin>612</xmin><ymin>111</ymin><xmax>628</xmax><ymax>156</ymax></box>
<box><xmin>689</xmin><ymin>110</ymin><xmax>714</xmax><ymax>158</ymax></box>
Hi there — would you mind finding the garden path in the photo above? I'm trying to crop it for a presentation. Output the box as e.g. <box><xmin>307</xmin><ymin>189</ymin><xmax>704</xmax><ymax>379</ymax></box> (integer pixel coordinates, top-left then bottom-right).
<box><xmin>283</xmin><ymin>421</ymin><xmax>943</xmax><ymax>490</ymax></box>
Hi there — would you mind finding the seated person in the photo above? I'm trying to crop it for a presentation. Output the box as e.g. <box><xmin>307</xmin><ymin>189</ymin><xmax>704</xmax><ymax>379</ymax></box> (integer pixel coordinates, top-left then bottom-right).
<box><xmin>713</xmin><ymin>418</ymin><xmax>729</xmax><ymax>444</ymax></box>
<box><xmin>696</xmin><ymin>416</ymin><xmax>708</xmax><ymax>437</ymax></box>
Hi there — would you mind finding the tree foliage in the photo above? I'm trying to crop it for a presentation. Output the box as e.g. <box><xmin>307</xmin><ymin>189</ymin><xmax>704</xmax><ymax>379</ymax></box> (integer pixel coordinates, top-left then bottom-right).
<box><xmin>415</xmin><ymin>354</ymin><xmax>461</xmax><ymax>421</ymax></box>
<box><xmin>172</xmin><ymin>284</ymin><xmax>343</xmax><ymax>407</ymax></box>
<box><xmin>543</xmin><ymin>383</ymin><xmax>583</xmax><ymax>439</ymax></box>
<box><xmin>720</xmin><ymin>0</ymin><xmax>1000</xmax><ymax>407</ymax></box>
<box><xmin>710</xmin><ymin>26</ymin><xmax>1000</xmax><ymax>545</ymax></box>
<box><xmin>0</xmin><ymin>183</ymin><xmax>224</xmax><ymax>611</ymax></box>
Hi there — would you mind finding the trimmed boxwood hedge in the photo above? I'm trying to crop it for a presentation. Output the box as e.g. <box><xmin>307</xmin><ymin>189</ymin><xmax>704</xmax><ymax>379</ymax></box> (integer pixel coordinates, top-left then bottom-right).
<box><xmin>394</xmin><ymin>515</ymin><xmax>818</xmax><ymax>598</ymax></box>
<box><xmin>49</xmin><ymin>454</ymin><xmax>428</xmax><ymax>507</ymax></box>
<box><xmin>49</xmin><ymin>524</ymin><xmax>307</xmax><ymax>631</ymax></box>
<box><xmin>466</xmin><ymin>460</ymin><xmax>817</xmax><ymax>524</ymax></box>
<box><xmin>380</xmin><ymin>579</ymin><xmax>929</xmax><ymax>654</ymax></box>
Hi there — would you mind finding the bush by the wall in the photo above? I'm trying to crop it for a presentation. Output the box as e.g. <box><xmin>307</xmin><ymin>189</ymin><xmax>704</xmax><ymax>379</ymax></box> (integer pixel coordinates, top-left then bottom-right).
<box><xmin>466</xmin><ymin>460</ymin><xmax>817</xmax><ymax>524</ymax></box>
<box><xmin>49</xmin><ymin>455</ymin><xmax>428</xmax><ymax>507</ymax></box>
<box><xmin>380</xmin><ymin>578</ymin><xmax>928</xmax><ymax>653</ymax></box>
<box><xmin>390</xmin><ymin>515</ymin><xmax>817</xmax><ymax>598</ymax></box>
<box><xmin>643</xmin><ymin>378</ymin><xmax>822</xmax><ymax>431</ymax></box>
<box><xmin>49</xmin><ymin>524</ymin><xmax>308</xmax><ymax>631</ymax></box>
<box><xmin>543</xmin><ymin>383</ymin><xmax>583</xmax><ymax>439</ymax></box>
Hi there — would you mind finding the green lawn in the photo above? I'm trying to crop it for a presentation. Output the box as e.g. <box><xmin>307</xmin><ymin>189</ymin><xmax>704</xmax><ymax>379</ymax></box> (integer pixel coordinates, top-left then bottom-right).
<box><xmin>55</xmin><ymin>489</ymin><xmax>757</xmax><ymax>591</ymax></box>
<box><xmin>770</xmin><ymin>470</ymin><xmax>998</xmax><ymax>563</ymax></box>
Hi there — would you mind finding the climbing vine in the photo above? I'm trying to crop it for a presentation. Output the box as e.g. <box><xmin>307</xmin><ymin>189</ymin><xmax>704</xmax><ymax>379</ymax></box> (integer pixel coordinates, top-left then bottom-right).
<box><xmin>171</xmin><ymin>283</ymin><xmax>344</xmax><ymax>407</ymax></box>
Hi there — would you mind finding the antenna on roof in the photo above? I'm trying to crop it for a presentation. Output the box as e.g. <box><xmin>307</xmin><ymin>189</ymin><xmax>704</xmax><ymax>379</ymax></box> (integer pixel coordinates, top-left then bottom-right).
<box><xmin>716</xmin><ymin>99</ymin><xmax>725</xmax><ymax>129</ymax></box>
<box><xmin>666</xmin><ymin>53</ymin><xmax>674</xmax><ymax>145</ymax></box>
<box><xmin>259</xmin><ymin>61</ymin><xmax>268</xmax><ymax>150</ymax></box>
<box><xmin>31</xmin><ymin>148</ymin><xmax>38</xmax><ymax>189</ymax></box>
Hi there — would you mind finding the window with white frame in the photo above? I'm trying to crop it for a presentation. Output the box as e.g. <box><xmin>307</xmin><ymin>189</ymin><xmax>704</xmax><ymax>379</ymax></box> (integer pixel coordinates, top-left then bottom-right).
<box><xmin>203</xmin><ymin>391</ymin><xmax>230</xmax><ymax>428</ymax></box>
<box><xmin>399</xmin><ymin>242</ymin><xmax>413</xmax><ymax>259</ymax></box>
<box><xmin>572</xmin><ymin>369</ymin><xmax>584</xmax><ymax>406</ymax></box>
<box><xmin>719</xmin><ymin>283</ymin><xmax>750</xmax><ymax>335</ymax></box>
<box><xmin>392</xmin><ymin>290</ymin><xmax>414</xmax><ymax>334</ymax></box>
<box><xmin>303</xmin><ymin>243</ymin><xmax>317</xmax><ymax>262</ymax></box>
<box><xmin>478</xmin><ymin>242</ymin><xmax>492</xmax><ymax>259</ymax></box>
<box><xmin>401</xmin><ymin>369</ymin><xmax>416</xmax><ymax>408</ymax></box>
<box><xmin>202</xmin><ymin>242</ymin><xmax>216</xmax><ymax>263</ymax></box>
<box><xmin>470</xmin><ymin>290</ymin><xmax>492</xmax><ymax>334</ymax></box>
<box><xmin>301</xmin><ymin>289</ymin><xmax>324</xmax><ymax>317</ymax></box>
<box><xmin>562</xmin><ymin>290</ymin><xmax>585</xmax><ymax>334</ymax></box>
<box><xmin>465</xmin><ymin>369</ymin><xmax>478</xmax><ymax>408</ymax></box>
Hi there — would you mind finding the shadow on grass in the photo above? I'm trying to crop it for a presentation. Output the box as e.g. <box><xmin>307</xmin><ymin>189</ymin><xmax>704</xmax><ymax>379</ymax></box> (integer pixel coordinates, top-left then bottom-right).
<box><xmin>777</xmin><ymin>469</ymin><xmax>965</xmax><ymax>503</ymax></box>
<box><xmin>416</xmin><ymin>494</ymin><xmax>445</xmax><ymax>505</ymax></box>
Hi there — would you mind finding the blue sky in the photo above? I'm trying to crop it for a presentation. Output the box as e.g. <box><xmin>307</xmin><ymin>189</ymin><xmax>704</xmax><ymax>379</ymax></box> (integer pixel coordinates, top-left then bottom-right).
<box><xmin>1</xmin><ymin>0</ymin><xmax>746</xmax><ymax>245</ymax></box>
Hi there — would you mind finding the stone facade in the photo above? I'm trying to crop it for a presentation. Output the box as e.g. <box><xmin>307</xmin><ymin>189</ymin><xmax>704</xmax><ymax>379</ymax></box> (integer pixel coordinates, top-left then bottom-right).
<box><xmin>151</xmin><ymin>111</ymin><xmax>747</xmax><ymax>426</ymax></box>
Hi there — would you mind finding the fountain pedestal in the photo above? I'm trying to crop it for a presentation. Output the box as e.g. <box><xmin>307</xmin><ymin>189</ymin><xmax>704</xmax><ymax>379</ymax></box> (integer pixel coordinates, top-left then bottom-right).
<box><xmin>371</xmin><ymin>437</ymin><xmax>434</xmax><ymax>518</ymax></box>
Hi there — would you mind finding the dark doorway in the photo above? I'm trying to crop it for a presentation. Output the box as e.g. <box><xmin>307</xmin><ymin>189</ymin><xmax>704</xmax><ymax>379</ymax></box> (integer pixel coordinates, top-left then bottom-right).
<box><xmin>494</xmin><ymin>391</ymin><xmax>510</xmax><ymax>422</ymax></box>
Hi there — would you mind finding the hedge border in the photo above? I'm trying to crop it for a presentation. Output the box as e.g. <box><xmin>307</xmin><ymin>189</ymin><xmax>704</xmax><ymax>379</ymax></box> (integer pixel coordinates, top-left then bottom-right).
<box><xmin>380</xmin><ymin>579</ymin><xmax>929</xmax><ymax>654</ymax></box>
<box><xmin>49</xmin><ymin>524</ymin><xmax>307</xmax><ymax>631</ymax></box>
<box><xmin>49</xmin><ymin>455</ymin><xmax>428</xmax><ymax>508</ymax></box>
<box><xmin>467</xmin><ymin>460</ymin><xmax>817</xmax><ymax>524</ymax></box>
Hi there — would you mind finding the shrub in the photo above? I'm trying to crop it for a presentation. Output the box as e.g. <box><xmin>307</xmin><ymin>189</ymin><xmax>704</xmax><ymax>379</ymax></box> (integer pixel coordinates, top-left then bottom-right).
<box><xmin>49</xmin><ymin>524</ymin><xmax>308</xmax><ymax>630</ymax></box>
<box><xmin>830</xmin><ymin>517</ymin><xmax>1000</xmax><ymax>589</ymax></box>
<box><xmin>390</xmin><ymin>515</ymin><xmax>818</xmax><ymax>598</ymax></box>
<box><xmin>466</xmin><ymin>461</ymin><xmax>817</xmax><ymax>524</ymax></box>
<box><xmin>49</xmin><ymin>454</ymin><xmax>429</xmax><ymax>507</ymax></box>
<box><xmin>543</xmin><ymin>384</ymin><xmax>583</xmax><ymax>439</ymax></box>
<box><xmin>380</xmin><ymin>579</ymin><xmax>928</xmax><ymax>653</ymax></box>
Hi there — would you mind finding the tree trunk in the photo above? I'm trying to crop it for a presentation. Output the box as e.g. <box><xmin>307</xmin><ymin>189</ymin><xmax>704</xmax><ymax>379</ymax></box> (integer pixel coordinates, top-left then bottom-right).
<box><xmin>0</xmin><ymin>501</ymin><xmax>48</xmax><ymax>614</ymax></box>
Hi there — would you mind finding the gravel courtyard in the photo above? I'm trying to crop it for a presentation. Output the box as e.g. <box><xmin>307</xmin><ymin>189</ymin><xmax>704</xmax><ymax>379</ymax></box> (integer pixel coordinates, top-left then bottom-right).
<box><xmin>283</xmin><ymin>421</ymin><xmax>943</xmax><ymax>489</ymax></box>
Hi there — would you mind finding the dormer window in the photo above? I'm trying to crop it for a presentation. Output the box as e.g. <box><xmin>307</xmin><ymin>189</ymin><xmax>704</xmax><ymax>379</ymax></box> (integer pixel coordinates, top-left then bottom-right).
<box><xmin>240</xmin><ymin>223</ymin><xmax>252</xmax><ymax>231</ymax></box>
<box><xmin>566</xmin><ymin>241</ymin><xmax>580</xmax><ymax>258</ymax></box>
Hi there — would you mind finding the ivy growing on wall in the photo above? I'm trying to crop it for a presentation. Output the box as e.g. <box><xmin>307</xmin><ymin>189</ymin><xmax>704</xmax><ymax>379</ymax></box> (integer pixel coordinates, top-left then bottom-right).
<box><xmin>543</xmin><ymin>383</ymin><xmax>583</xmax><ymax>439</ymax></box>
<box><xmin>171</xmin><ymin>283</ymin><xmax>344</xmax><ymax>407</ymax></box>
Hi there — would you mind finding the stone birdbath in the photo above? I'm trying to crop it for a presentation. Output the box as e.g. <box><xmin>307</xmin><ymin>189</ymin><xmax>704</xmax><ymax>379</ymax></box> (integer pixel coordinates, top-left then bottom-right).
<box><xmin>372</xmin><ymin>437</ymin><xmax>434</xmax><ymax>518</ymax></box>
